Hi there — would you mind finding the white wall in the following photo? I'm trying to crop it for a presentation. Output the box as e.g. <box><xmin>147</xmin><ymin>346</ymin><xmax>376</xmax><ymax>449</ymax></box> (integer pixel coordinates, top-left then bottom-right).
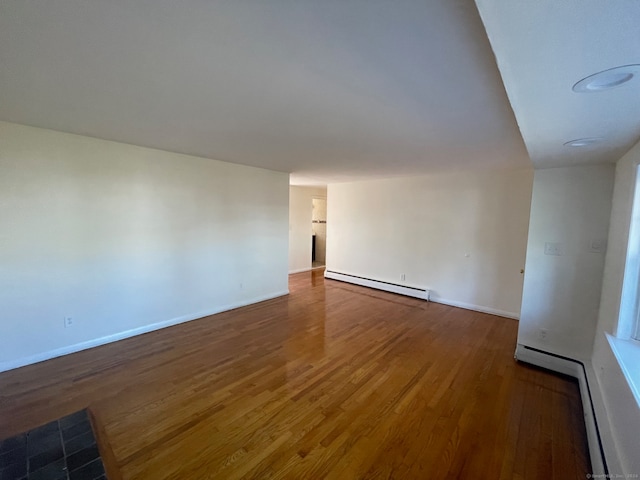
<box><xmin>326</xmin><ymin>169</ymin><xmax>533</xmax><ymax>318</ymax></box>
<box><xmin>591</xmin><ymin>142</ymin><xmax>640</xmax><ymax>475</ymax></box>
<box><xmin>289</xmin><ymin>186</ymin><xmax>326</xmax><ymax>273</ymax></box>
<box><xmin>0</xmin><ymin>122</ymin><xmax>290</xmax><ymax>371</ymax></box>
<box><xmin>518</xmin><ymin>165</ymin><xmax>614</xmax><ymax>360</ymax></box>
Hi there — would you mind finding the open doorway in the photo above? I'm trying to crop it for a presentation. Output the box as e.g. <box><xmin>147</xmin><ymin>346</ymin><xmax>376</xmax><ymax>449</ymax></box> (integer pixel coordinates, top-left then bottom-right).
<box><xmin>312</xmin><ymin>197</ymin><xmax>327</xmax><ymax>269</ymax></box>
<box><xmin>288</xmin><ymin>186</ymin><xmax>327</xmax><ymax>274</ymax></box>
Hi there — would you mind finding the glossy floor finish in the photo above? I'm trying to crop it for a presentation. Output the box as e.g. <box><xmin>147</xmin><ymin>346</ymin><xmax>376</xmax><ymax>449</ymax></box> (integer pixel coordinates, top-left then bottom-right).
<box><xmin>0</xmin><ymin>270</ymin><xmax>590</xmax><ymax>479</ymax></box>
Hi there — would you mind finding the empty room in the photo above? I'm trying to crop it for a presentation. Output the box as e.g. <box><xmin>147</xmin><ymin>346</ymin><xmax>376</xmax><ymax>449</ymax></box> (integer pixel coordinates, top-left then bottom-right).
<box><xmin>1</xmin><ymin>1</ymin><xmax>639</xmax><ymax>479</ymax></box>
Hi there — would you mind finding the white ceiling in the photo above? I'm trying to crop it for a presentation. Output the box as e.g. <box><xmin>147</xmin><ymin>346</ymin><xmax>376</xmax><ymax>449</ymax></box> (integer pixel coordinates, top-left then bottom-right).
<box><xmin>476</xmin><ymin>0</ymin><xmax>640</xmax><ymax>169</ymax></box>
<box><xmin>0</xmin><ymin>0</ymin><xmax>532</xmax><ymax>185</ymax></box>
<box><xmin>6</xmin><ymin>2</ymin><xmax>637</xmax><ymax>184</ymax></box>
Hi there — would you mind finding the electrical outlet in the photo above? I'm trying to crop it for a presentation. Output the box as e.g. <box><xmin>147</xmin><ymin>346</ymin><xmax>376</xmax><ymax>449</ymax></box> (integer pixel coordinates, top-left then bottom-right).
<box><xmin>64</xmin><ymin>317</ymin><xmax>73</xmax><ymax>328</ymax></box>
<box><xmin>544</xmin><ymin>242</ymin><xmax>564</xmax><ymax>256</ymax></box>
<box><xmin>401</xmin><ymin>274</ymin><xmax>406</xmax><ymax>281</ymax></box>
<box><xmin>539</xmin><ymin>328</ymin><xmax>548</xmax><ymax>340</ymax></box>
<box><xmin>589</xmin><ymin>238</ymin><xmax>606</xmax><ymax>253</ymax></box>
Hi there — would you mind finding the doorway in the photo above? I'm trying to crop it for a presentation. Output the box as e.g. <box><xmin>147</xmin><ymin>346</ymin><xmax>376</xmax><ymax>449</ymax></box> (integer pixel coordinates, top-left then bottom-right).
<box><xmin>312</xmin><ymin>197</ymin><xmax>327</xmax><ymax>268</ymax></box>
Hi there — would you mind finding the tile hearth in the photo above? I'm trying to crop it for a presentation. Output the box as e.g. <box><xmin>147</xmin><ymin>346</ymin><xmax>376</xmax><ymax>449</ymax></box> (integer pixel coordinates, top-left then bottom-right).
<box><xmin>0</xmin><ymin>409</ymin><xmax>106</xmax><ymax>480</ymax></box>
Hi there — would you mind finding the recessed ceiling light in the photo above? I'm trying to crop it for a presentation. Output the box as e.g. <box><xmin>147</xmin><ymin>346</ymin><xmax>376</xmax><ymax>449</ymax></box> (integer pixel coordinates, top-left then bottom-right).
<box><xmin>563</xmin><ymin>138</ymin><xmax>603</xmax><ymax>147</ymax></box>
<box><xmin>573</xmin><ymin>65</ymin><xmax>640</xmax><ymax>93</ymax></box>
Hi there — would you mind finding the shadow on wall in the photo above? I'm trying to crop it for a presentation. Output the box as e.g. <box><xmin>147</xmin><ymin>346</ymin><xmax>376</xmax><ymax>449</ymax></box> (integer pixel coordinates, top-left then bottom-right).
<box><xmin>517</xmin><ymin>165</ymin><xmax>614</xmax><ymax>359</ymax></box>
<box><xmin>325</xmin><ymin>170</ymin><xmax>533</xmax><ymax>317</ymax></box>
<box><xmin>465</xmin><ymin>173</ymin><xmax>529</xmax><ymax>311</ymax></box>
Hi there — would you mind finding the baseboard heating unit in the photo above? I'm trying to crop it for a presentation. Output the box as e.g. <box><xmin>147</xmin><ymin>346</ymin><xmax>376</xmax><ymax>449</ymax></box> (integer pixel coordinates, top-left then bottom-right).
<box><xmin>324</xmin><ymin>270</ymin><xmax>430</xmax><ymax>301</ymax></box>
<box><xmin>515</xmin><ymin>344</ymin><xmax>608</xmax><ymax>477</ymax></box>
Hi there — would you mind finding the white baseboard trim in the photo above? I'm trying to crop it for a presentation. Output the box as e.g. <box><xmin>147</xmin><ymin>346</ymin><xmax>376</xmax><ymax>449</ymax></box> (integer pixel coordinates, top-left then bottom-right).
<box><xmin>515</xmin><ymin>344</ymin><xmax>608</xmax><ymax>476</ymax></box>
<box><xmin>430</xmin><ymin>296</ymin><xmax>519</xmax><ymax>320</ymax></box>
<box><xmin>289</xmin><ymin>268</ymin><xmax>312</xmax><ymax>274</ymax></box>
<box><xmin>325</xmin><ymin>270</ymin><xmax>430</xmax><ymax>301</ymax></box>
<box><xmin>0</xmin><ymin>290</ymin><xmax>289</xmax><ymax>374</ymax></box>
<box><xmin>324</xmin><ymin>270</ymin><xmax>518</xmax><ymax>319</ymax></box>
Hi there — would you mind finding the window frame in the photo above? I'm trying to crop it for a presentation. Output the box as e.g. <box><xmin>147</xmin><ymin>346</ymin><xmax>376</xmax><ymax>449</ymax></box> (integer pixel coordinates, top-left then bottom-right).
<box><xmin>610</xmin><ymin>163</ymin><xmax>640</xmax><ymax>409</ymax></box>
<box><xmin>618</xmin><ymin>164</ymin><xmax>640</xmax><ymax>341</ymax></box>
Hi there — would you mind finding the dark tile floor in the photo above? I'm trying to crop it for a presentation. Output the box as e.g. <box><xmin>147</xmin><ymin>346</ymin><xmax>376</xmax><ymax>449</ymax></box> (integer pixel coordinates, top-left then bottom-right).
<box><xmin>0</xmin><ymin>410</ymin><xmax>106</xmax><ymax>480</ymax></box>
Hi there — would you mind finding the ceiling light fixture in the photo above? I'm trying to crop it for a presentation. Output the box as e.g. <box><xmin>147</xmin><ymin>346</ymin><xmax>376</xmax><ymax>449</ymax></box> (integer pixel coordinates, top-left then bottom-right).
<box><xmin>573</xmin><ymin>65</ymin><xmax>640</xmax><ymax>93</ymax></box>
<box><xmin>563</xmin><ymin>138</ymin><xmax>603</xmax><ymax>147</ymax></box>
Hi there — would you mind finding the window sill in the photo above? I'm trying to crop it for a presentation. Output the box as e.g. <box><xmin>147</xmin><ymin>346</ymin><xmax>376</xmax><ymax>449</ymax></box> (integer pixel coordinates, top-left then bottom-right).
<box><xmin>606</xmin><ymin>333</ymin><xmax>640</xmax><ymax>409</ymax></box>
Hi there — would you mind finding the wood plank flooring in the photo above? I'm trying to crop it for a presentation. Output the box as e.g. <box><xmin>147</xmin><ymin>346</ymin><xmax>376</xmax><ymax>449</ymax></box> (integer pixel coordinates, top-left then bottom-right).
<box><xmin>0</xmin><ymin>270</ymin><xmax>591</xmax><ymax>479</ymax></box>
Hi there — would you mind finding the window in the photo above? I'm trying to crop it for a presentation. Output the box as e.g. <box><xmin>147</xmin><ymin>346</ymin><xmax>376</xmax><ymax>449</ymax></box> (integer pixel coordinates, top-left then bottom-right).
<box><xmin>618</xmin><ymin>165</ymin><xmax>640</xmax><ymax>340</ymax></box>
<box><xmin>609</xmin><ymin>163</ymin><xmax>640</xmax><ymax>408</ymax></box>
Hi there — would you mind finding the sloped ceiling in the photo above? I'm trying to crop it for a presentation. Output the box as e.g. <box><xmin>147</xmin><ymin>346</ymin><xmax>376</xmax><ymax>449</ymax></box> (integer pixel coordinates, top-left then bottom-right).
<box><xmin>475</xmin><ymin>0</ymin><xmax>640</xmax><ymax>169</ymax></box>
<box><xmin>0</xmin><ymin>0</ymin><xmax>530</xmax><ymax>184</ymax></box>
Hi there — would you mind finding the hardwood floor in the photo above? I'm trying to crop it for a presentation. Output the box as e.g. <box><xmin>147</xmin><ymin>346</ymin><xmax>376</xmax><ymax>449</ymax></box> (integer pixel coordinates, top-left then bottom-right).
<box><xmin>0</xmin><ymin>270</ymin><xmax>591</xmax><ymax>479</ymax></box>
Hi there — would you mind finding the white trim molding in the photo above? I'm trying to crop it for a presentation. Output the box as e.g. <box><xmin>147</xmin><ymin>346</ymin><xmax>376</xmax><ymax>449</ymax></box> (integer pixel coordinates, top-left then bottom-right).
<box><xmin>325</xmin><ymin>270</ymin><xmax>519</xmax><ymax>319</ymax></box>
<box><xmin>289</xmin><ymin>268</ymin><xmax>313</xmax><ymax>274</ymax></box>
<box><xmin>289</xmin><ymin>266</ymin><xmax>327</xmax><ymax>274</ymax></box>
<box><xmin>0</xmin><ymin>290</ymin><xmax>289</xmax><ymax>373</ymax></box>
<box><xmin>607</xmin><ymin>333</ymin><xmax>640</xmax><ymax>409</ymax></box>
<box><xmin>429</xmin><ymin>296</ymin><xmax>519</xmax><ymax>320</ymax></box>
